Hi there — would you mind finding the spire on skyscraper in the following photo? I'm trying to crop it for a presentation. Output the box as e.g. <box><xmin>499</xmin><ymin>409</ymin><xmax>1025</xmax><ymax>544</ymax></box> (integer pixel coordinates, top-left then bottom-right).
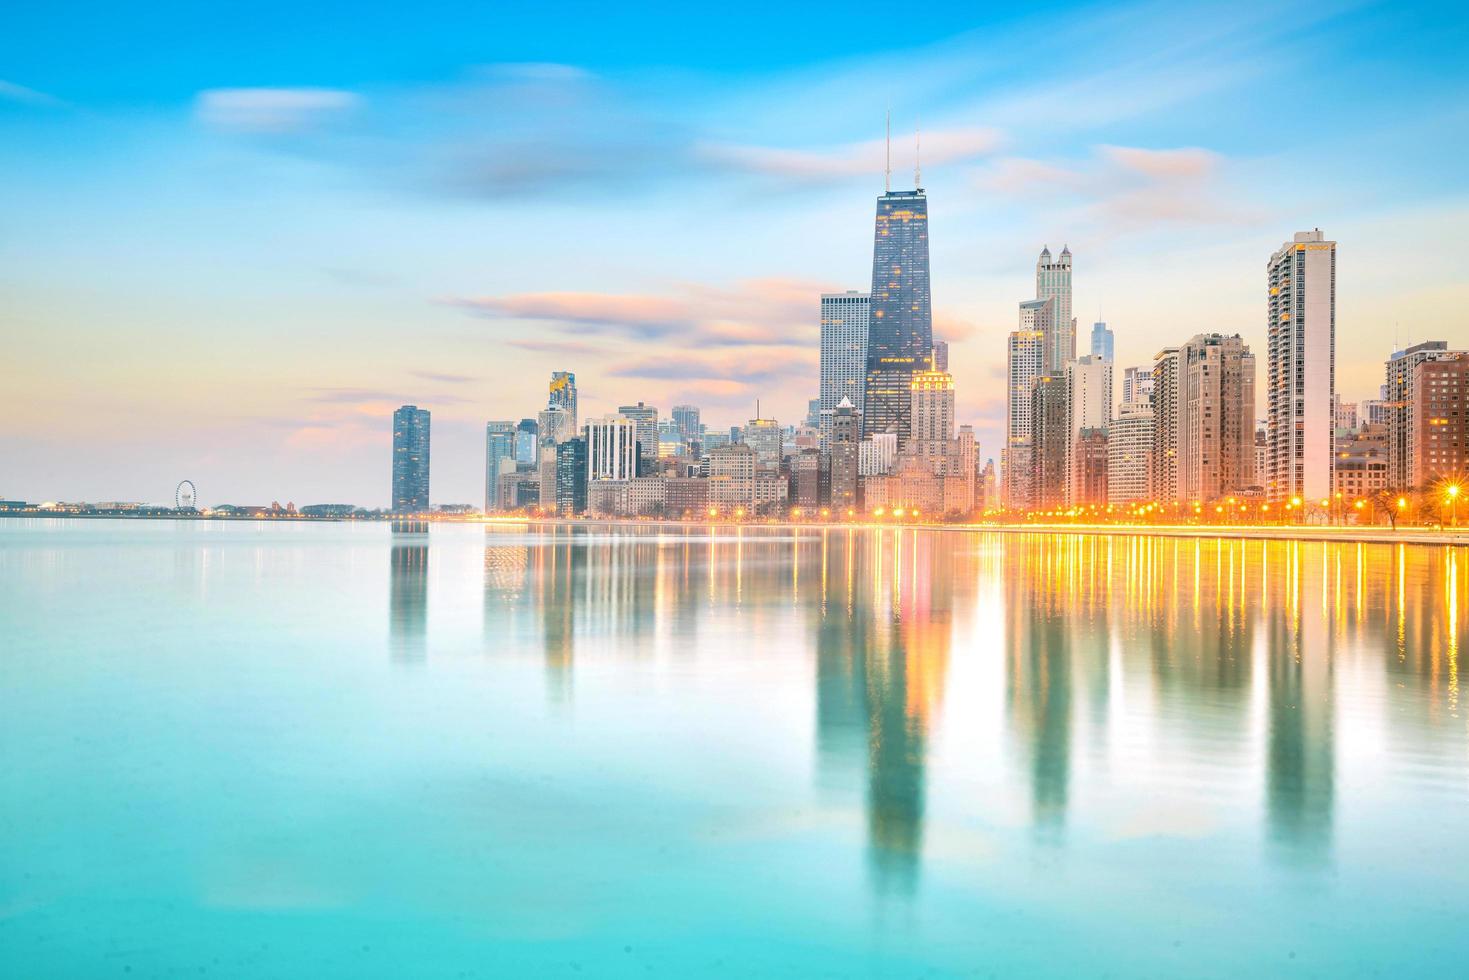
<box><xmin>914</xmin><ymin>120</ymin><xmax>922</xmax><ymax>188</ymax></box>
<box><xmin>884</xmin><ymin>109</ymin><xmax>891</xmax><ymax>193</ymax></box>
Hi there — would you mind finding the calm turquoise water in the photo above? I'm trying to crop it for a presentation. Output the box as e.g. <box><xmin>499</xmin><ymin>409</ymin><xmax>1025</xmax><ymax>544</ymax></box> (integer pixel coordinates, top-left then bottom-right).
<box><xmin>2</xmin><ymin>519</ymin><xmax>1467</xmax><ymax>978</ymax></box>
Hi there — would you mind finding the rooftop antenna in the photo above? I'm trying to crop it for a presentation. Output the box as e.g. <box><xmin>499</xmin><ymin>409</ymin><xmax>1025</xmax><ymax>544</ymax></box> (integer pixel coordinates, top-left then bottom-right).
<box><xmin>914</xmin><ymin>119</ymin><xmax>922</xmax><ymax>188</ymax></box>
<box><xmin>884</xmin><ymin>107</ymin><xmax>891</xmax><ymax>193</ymax></box>
<box><xmin>756</xmin><ymin>397</ymin><xmax>761</xmax><ymax>421</ymax></box>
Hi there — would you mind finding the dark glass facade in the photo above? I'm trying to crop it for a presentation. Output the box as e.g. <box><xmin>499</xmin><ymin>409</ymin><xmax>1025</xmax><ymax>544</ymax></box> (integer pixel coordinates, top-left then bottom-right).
<box><xmin>863</xmin><ymin>189</ymin><xmax>932</xmax><ymax>445</ymax></box>
<box><xmin>391</xmin><ymin>405</ymin><xmax>431</xmax><ymax>513</ymax></box>
<box><xmin>556</xmin><ymin>437</ymin><xmax>589</xmax><ymax>515</ymax></box>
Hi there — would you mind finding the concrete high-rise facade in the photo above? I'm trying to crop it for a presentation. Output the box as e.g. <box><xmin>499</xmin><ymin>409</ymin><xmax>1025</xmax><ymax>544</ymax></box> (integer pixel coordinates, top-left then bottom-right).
<box><xmin>1090</xmin><ymin>321</ymin><xmax>1114</xmax><ymax>363</ymax></box>
<box><xmin>1265</xmin><ymin>229</ymin><xmax>1336</xmax><ymax>503</ymax></box>
<box><xmin>1036</xmin><ymin>246</ymin><xmax>1074</xmax><ymax>372</ymax></box>
<box><xmin>1410</xmin><ymin>354</ymin><xmax>1469</xmax><ymax>489</ymax></box>
<box><xmin>828</xmin><ymin>398</ymin><xmax>861</xmax><ymax>511</ymax></box>
<box><xmin>1107</xmin><ymin>402</ymin><xmax>1154</xmax><ymax>505</ymax></box>
<box><xmin>1004</xmin><ymin>328</ymin><xmax>1046</xmax><ymax>508</ymax></box>
<box><xmin>536</xmin><ymin>404</ymin><xmax>570</xmax><ymax>509</ymax></box>
<box><xmin>391</xmin><ymin>405</ymin><xmax>431</xmax><ymax>513</ymax></box>
<box><xmin>1181</xmin><ymin>334</ymin><xmax>1256</xmax><ymax>500</ymax></box>
<box><xmin>549</xmin><ymin>371</ymin><xmax>577</xmax><ymax>435</ymax></box>
<box><xmin>1151</xmin><ymin>347</ymin><xmax>1183</xmax><ymax>502</ymax></box>
<box><xmin>618</xmin><ymin>402</ymin><xmax>659</xmax><ymax>466</ymax></box>
<box><xmin>484</xmin><ymin>420</ymin><xmax>516</xmax><ymax>511</ymax></box>
<box><xmin>820</xmin><ymin>292</ymin><xmax>870</xmax><ymax>439</ymax></box>
<box><xmin>1029</xmin><ymin>376</ymin><xmax>1069</xmax><ymax>511</ymax></box>
<box><xmin>1065</xmin><ymin>355</ymin><xmax>1113</xmax><ymax>505</ymax></box>
<box><xmin>909</xmin><ymin>370</ymin><xmax>955</xmax><ymax>442</ymax></box>
<box><xmin>1385</xmin><ymin>340</ymin><xmax>1455</xmax><ymax>490</ymax></box>
<box><xmin>1121</xmin><ymin>365</ymin><xmax>1155</xmax><ymax>405</ymax></box>
<box><xmin>862</xmin><ymin>189</ymin><xmax>932</xmax><ymax>445</ymax></box>
<box><xmin>585</xmin><ymin>416</ymin><xmax>638</xmax><ymax>482</ymax></box>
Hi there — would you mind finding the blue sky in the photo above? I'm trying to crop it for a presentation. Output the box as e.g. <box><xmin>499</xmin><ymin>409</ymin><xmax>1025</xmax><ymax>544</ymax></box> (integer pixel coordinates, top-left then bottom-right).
<box><xmin>3</xmin><ymin>0</ymin><xmax>1467</xmax><ymax>506</ymax></box>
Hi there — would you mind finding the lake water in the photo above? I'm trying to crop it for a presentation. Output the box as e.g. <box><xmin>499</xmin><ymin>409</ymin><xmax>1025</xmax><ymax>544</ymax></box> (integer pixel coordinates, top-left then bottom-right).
<box><xmin>2</xmin><ymin>519</ymin><xmax>1467</xmax><ymax>977</ymax></box>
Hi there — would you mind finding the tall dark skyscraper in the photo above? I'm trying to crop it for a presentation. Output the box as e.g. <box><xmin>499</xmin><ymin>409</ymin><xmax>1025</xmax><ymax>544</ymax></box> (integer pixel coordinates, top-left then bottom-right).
<box><xmin>391</xmin><ymin>405</ymin><xmax>431</xmax><ymax>512</ymax></box>
<box><xmin>862</xmin><ymin>182</ymin><xmax>932</xmax><ymax>445</ymax></box>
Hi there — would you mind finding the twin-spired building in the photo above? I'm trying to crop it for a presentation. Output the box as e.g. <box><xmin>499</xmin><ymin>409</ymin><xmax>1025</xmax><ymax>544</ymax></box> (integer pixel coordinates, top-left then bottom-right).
<box><xmin>1266</xmin><ymin>230</ymin><xmax>1336</xmax><ymax>502</ymax></box>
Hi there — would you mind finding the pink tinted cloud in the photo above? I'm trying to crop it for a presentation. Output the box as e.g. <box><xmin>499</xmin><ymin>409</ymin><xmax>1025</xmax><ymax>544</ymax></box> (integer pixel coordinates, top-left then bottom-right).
<box><xmin>698</xmin><ymin>126</ymin><xmax>1003</xmax><ymax>181</ymax></box>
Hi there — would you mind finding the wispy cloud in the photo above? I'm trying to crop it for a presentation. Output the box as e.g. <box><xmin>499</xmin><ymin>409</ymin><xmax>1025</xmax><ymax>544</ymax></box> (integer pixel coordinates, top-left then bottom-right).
<box><xmin>977</xmin><ymin>143</ymin><xmax>1256</xmax><ymax>234</ymax></box>
<box><xmin>195</xmin><ymin>87</ymin><xmax>361</xmax><ymax>134</ymax></box>
<box><xmin>447</xmin><ymin>277</ymin><xmax>834</xmax><ymax>348</ymax></box>
<box><xmin>410</xmin><ymin>370</ymin><xmax>477</xmax><ymax>384</ymax></box>
<box><xmin>0</xmin><ymin>80</ymin><xmax>66</xmax><ymax>108</ymax></box>
<box><xmin>699</xmin><ymin>126</ymin><xmax>1003</xmax><ymax>182</ymax></box>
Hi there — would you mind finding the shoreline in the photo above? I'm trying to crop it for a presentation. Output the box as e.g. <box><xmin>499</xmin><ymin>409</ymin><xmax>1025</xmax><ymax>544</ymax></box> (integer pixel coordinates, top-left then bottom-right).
<box><xmin>498</xmin><ymin>516</ymin><xmax>1469</xmax><ymax>547</ymax></box>
<box><xmin>8</xmin><ymin>511</ymin><xmax>1469</xmax><ymax>547</ymax></box>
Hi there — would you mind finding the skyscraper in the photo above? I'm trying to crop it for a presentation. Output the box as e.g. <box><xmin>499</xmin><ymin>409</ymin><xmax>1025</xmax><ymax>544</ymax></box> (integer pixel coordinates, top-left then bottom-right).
<box><xmin>1121</xmin><ymin>365</ymin><xmax>1155</xmax><ymax>405</ymax></box>
<box><xmin>1409</xmin><ymin>354</ymin><xmax>1469</xmax><ymax>489</ymax></box>
<box><xmin>1151</xmin><ymin>347</ymin><xmax>1183</xmax><ymax>502</ymax></box>
<box><xmin>1004</xmin><ymin>328</ymin><xmax>1046</xmax><ymax>508</ymax></box>
<box><xmin>828</xmin><ymin>398</ymin><xmax>861</xmax><ymax>511</ymax></box>
<box><xmin>1181</xmin><ymin>334</ymin><xmax>1256</xmax><ymax>500</ymax></box>
<box><xmin>585</xmin><ymin>416</ymin><xmax>637</xmax><ymax>481</ymax></box>
<box><xmin>1107</xmin><ymin>401</ymin><xmax>1154</xmax><ymax>505</ymax></box>
<box><xmin>484</xmin><ymin>420</ymin><xmax>516</xmax><ymax>511</ymax></box>
<box><xmin>391</xmin><ymin>405</ymin><xmax>431</xmax><ymax>513</ymax></box>
<box><xmin>1036</xmin><ymin>246</ymin><xmax>1074</xmax><ymax>373</ymax></box>
<box><xmin>1065</xmin><ymin>355</ymin><xmax>1112</xmax><ymax>506</ymax></box>
<box><xmin>537</xmin><ymin>404</ymin><xmax>570</xmax><ymax>446</ymax></box>
<box><xmin>514</xmin><ymin>418</ymin><xmax>539</xmax><ymax>465</ymax></box>
<box><xmin>862</xmin><ymin>184</ymin><xmax>931</xmax><ymax>445</ymax></box>
<box><xmin>549</xmin><ymin>371</ymin><xmax>577</xmax><ymax>435</ymax></box>
<box><xmin>1385</xmin><ymin>340</ymin><xmax>1455</xmax><ymax>489</ymax></box>
<box><xmin>555</xmin><ymin>437</ymin><xmax>588</xmax><ymax>515</ymax></box>
<box><xmin>672</xmin><ymin>404</ymin><xmax>702</xmax><ymax>443</ymax></box>
<box><xmin>1090</xmin><ymin>320</ymin><xmax>1114</xmax><ymax>363</ymax></box>
<box><xmin>932</xmin><ymin>340</ymin><xmax>949</xmax><ymax>372</ymax></box>
<box><xmin>1266</xmin><ymin>229</ymin><xmax>1336</xmax><ymax>503</ymax></box>
<box><xmin>745</xmin><ymin>416</ymin><xmax>783</xmax><ymax>469</ymax></box>
<box><xmin>1030</xmin><ymin>377</ymin><xmax>1069</xmax><ymax>511</ymax></box>
<box><xmin>617</xmin><ymin>402</ymin><xmax>659</xmax><ymax>466</ymax></box>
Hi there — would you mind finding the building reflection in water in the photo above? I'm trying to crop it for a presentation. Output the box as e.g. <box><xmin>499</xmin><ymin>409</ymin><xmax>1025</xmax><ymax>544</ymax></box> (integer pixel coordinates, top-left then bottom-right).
<box><xmin>807</xmin><ymin>527</ymin><xmax>955</xmax><ymax>895</ymax></box>
<box><xmin>463</xmin><ymin>523</ymin><xmax>1466</xmax><ymax>888</ymax></box>
<box><xmin>388</xmin><ymin>520</ymin><xmax>430</xmax><ymax>661</ymax></box>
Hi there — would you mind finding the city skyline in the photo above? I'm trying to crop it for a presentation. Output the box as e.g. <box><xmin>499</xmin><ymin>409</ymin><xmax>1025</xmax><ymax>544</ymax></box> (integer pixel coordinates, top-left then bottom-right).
<box><xmin>3</xmin><ymin>1</ymin><xmax>1467</xmax><ymax>505</ymax></box>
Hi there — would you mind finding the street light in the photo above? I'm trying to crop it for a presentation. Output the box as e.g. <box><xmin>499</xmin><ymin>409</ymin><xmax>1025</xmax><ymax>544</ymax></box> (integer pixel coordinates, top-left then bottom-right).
<box><xmin>1448</xmin><ymin>483</ymin><xmax>1461</xmax><ymax>528</ymax></box>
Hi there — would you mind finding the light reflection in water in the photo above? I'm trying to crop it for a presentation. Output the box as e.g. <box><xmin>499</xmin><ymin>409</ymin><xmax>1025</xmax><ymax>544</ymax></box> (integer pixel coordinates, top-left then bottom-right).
<box><xmin>462</xmin><ymin>525</ymin><xmax>1468</xmax><ymax>887</ymax></box>
<box><xmin>388</xmin><ymin>520</ymin><xmax>430</xmax><ymax>661</ymax></box>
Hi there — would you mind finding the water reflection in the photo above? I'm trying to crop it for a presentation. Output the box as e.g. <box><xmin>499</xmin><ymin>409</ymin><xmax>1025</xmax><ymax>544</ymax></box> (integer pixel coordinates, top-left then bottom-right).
<box><xmin>388</xmin><ymin>521</ymin><xmax>429</xmax><ymax>661</ymax></box>
<box><xmin>470</xmin><ymin>525</ymin><xmax>1469</xmax><ymax>889</ymax></box>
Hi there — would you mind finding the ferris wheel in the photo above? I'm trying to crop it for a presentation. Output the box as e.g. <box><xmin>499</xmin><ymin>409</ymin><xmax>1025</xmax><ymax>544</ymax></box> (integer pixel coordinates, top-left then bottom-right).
<box><xmin>176</xmin><ymin>479</ymin><xmax>197</xmax><ymax>511</ymax></box>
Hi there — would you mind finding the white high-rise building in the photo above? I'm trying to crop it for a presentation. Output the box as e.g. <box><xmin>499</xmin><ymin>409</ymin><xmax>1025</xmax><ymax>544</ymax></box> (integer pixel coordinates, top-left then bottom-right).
<box><xmin>819</xmin><ymin>291</ymin><xmax>870</xmax><ymax>444</ymax></box>
<box><xmin>1121</xmin><ymin>365</ymin><xmax>1155</xmax><ymax>405</ymax></box>
<box><xmin>1005</xmin><ymin>328</ymin><xmax>1047</xmax><ymax>507</ymax></box>
<box><xmin>859</xmin><ymin>433</ymin><xmax>898</xmax><ymax>476</ymax></box>
<box><xmin>1065</xmin><ymin>354</ymin><xmax>1113</xmax><ymax>506</ymax></box>
<box><xmin>1266</xmin><ymin>229</ymin><xmax>1336</xmax><ymax>503</ymax></box>
<box><xmin>1152</xmin><ymin>347</ymin><xmax>1184</xmax><ymax>502</ymax></box>
<box><xmin>1108</xmin><ymin>402</ymin><xmax>1154</xmax><ymax>504</ymax></box>
<box><xmin>585</xmin><ymin>416</ymin><xmax>638</xmax><ymax>482</ymax></box>
<box><xmin>1036</xmin><ymin>246</ymin><xmax>1074</xmax><ymax>373</ymax></box>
